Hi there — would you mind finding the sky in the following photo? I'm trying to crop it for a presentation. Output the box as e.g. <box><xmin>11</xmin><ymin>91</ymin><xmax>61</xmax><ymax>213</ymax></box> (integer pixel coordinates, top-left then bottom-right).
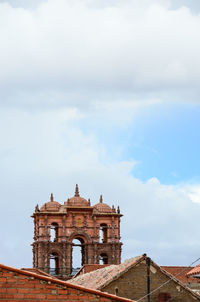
<box><xmin>0</xmin><ymin>0</ymin><xmax>200</xmax><ymax>269</ymax></box>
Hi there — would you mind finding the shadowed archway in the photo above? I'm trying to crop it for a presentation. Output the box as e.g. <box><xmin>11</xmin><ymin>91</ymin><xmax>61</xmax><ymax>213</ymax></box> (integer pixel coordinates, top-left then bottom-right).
<box><xmin>71</xmin><ymin>236</ymin><xmax>86</xmax><ymax>276</ymax></box>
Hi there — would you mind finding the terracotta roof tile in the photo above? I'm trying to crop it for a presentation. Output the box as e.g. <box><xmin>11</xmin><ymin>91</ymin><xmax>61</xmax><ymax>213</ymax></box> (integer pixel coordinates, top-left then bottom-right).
<box><xmin>187</xmin><ymin>264</ymin><xmax>200</xmax><ymax>277</ymax></box>
<box><xmin>161</xmin><ymin>266</ymin><xmax>200</xmax><ymax>284</ymax></box>
<box><xmin>69</xmin><ymin>256</ymin><xmax>200</xmax><ymax>301</ymax></box>
<box><xmin>73</xmin><ymin>264</ymin><xmax>111</xmax><ymax>277</ymax></box>
<box><xmin>68</xmin><ymin>255</ymin><xmax>145</xmax><ymax>290</ymax></box>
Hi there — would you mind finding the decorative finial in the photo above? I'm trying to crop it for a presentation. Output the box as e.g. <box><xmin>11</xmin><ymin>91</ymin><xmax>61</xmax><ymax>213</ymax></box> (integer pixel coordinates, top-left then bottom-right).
<box><xmin>100</xmin><ymin>195</ymin><xmax>103</xmax><ymax>203</ymax></box>
<box><xmin>75</xmin><ymin>184</ymin><xmax>80</xmax><ymax>197</ymax></box>
<box><xmin>88</xmin><ymin>198</ymin><xmax>91</xmax><ymax>206</ymax></box>
<box><xmin>35</xmin><ymin>204</ymin><xmax>39</xmax><ymax>212</ymax></box>
<box><xmin>50</xmin><ymin>193</ymin><xmax>54</xmax><ymax>202</ymax></box>
<box><xmin>112</xmin><ymin>205</ymin><xmax>115</xmax><ymax>213</ymax></box>
<box><xmin>117</xmin><ymin>206</ymin><xmax>120</xmax><ymax>214</ymax></box>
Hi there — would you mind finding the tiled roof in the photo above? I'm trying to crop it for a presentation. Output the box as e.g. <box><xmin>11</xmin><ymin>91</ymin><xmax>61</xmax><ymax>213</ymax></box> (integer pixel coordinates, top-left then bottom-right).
<box><xmin>21</xmin><ymin>268</ymin><xmax>59</xmax><ymax>279</ymax></box>
<box><xmin>161</xmin><ymin>266</ymin><xmax>197</xmax><ymax>284</ymax></box>
<box><xmin>158</xmin><ymin>266</ymin><xmax>200</xmax><ymax>299</ymax></box>
<box><xmin>69</xmin><ymin>256</ymin><xmax>200</xmax><ymax>301</ymax></box>
<box><xmin>151</xmin><ymin>261</ymin><xmax>200</xmax><ymax>300</ymax></box>
<box><xmin>0</xmin><ymin>263</ymin><xmax>135</xmax><ymax>302</ymax></box>
<box><xmin>187</xmin><ymin>264</ymin><xmax>200</xmax><ymax>277</ymax></box>
<box><xmin>73</xmin><ymin>264</ymin><xmax>111</xmax><ymax>278</ymax></box>
<box><xmin>68</xmin><ymin>255</ymin><xmax>145</xmax><ymax>290</ymax></box>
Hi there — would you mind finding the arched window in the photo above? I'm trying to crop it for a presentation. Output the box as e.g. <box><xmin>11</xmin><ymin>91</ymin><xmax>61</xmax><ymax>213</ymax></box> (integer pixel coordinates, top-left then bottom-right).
<box><xmin>99</xmin><ymin>224</ymin><xmax>108</xmax><ymax>243</ymax></box>
<box><xmin>158</xmin><ymin>293</ymin><xmax>171</xmax><ymax>302</ymax></box>
<box><xmin>50</xmin><ymin>223</ymin><xmax>59</xmax><ymax>242</ymax></box>
<box><xmin>71</xmin><ymin>237</ymin><xmax>85</xmax><ymax>276</ymax></box>
<box><xmin>99</xmin><ymin>253</ymin><xmax>108</xmax><ymax>264</ymax></box>
<box><xmin>49</xmin><ymin>252</ymin><xmax>59</xmax><ymax>275</ymax></box>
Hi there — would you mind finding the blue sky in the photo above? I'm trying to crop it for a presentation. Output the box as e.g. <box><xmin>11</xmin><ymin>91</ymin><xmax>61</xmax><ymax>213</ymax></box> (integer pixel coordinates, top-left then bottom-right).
<box><xmin>80</xmin><ymin>102</ymin><xmax>200</xmax><ymax>184</ymax></box>
<box><xmin>0</xmin><ymin>0</ymin><xmax>200</xmax><ymax>268</ymax></box>
<box><xmin>128</xmin><ymin>103</ymin><xmax>200</xmax><ymax>184</ymax></box>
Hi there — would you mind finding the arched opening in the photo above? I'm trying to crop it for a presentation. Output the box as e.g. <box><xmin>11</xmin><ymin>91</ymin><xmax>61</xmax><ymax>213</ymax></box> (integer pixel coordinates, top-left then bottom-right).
<box><xmin>50</xmin><ymin>223</ymin><xmax>59</xmax><ymax>242</ymax></box>
<box><xmin>99</xmin><ymin>253</ymin><xmax>108</xmax><ymax>264</ymax></box>
<box><xmin>49</xmin><ymin>252</ymin><xmax>59</xmax><ymax>275</ymax></box>
<box><xmin>99</xmin><ymin>224</ymin><xmax>108</xmax><ymax>243</ymax></box>
<box><xmin>71</xmin><ymin>237</ymin><xmax>85</xmax><ymax>276</ymax></box>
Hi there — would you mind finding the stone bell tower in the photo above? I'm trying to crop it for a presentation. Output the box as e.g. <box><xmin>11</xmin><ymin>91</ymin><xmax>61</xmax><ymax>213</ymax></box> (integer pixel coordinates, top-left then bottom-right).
<box><xmin>32</xmin><ymin>185</ymin><xmax>122</xmax><ymax>280</ymax></box>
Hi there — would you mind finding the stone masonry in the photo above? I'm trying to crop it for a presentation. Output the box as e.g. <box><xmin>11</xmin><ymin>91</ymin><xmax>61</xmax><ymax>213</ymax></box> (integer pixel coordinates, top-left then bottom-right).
<box><xmin>32</xmin><ymin>185</ymin><xmax>122</xmax><ymax>280</ymax></box>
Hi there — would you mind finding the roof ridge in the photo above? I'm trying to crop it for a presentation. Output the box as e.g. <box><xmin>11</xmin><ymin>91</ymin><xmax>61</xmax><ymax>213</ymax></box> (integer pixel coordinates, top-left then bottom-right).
<box><xmin>69</xmin><ymin>255</ymin><xmax>145</xmax><ymax>291</ymax></box>
<box><xmin>0</xmin><ymin>262</ymin><xmax>135</xmax><ymax>302</ymax></box>
<box><xmin>186</xmin><ymin>264</ymin><xmax>200</xmax><ymax>276</ymax></box>
<box><xmin>99</xmin><ymin>255</ymin><xmax>145</xmax><ymax>290</ymax></box>
<box><xmin>152</xmin><ymin>260</ymin><xmax>200</xmax><ymax>300</ymax></box>
<box><xmin>161</xmin><ymin>266</ymin><xmax>194</xmax><ymax>268</ymax></box>
<box><xmin>21</xmin><ymin>267</ymin><xmax>59</xmax><ymax>279</ymax></box>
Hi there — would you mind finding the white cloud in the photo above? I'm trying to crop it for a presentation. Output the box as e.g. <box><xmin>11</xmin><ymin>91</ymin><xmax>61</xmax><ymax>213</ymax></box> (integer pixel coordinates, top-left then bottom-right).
<box><xmin>0</xmin><ymin>0</ymin><xmax>199</xmax><ymax>270</ymax></box>
<box><xmin>0</xmin><ymin>107</ymin><xmax>199</xmax><ymax>268</ymax></box>
<box><xmin>0</xmin><ymin>0</ymin><xmax>200</xmax><ymax>109</ymax></box>
<box><xmin>181</xmin><ymin>185</ymin><xmax>200</xmax><ymax>204</ymax></box>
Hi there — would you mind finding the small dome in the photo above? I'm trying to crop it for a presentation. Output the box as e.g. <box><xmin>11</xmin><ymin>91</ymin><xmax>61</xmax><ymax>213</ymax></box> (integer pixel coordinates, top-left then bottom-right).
<box><xmin>40</xmin><ymin>193</ymin><xmax>61</xmax><ymax>212</ymax></box>
<box><xmin>93</xmin><ymin>195</ymin><xmax>112</xmax><ymax>213</ymax></box>
<box><xmin>64</xmin><ymin>184</ymin><xmax>90</xmax><ymax>207</ymax></box>
<box><xmin>65</xmin><ymin>196</ymin><xmax>89</xmax><ymax>206</ymax></box>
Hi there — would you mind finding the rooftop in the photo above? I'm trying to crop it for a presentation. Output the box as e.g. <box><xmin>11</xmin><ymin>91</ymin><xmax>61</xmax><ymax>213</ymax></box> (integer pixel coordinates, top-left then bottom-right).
<box><xmin>34</xmin><ymin>184</ymin><xmax>120</xmax><ymax>215</ymax></box>
<box><xmin>187</xmin><ymin>264</ymin><xmax>200</xmax><ymax>278</ymax></box>
<box><xmin>161</xmin><ymin>266</ymin><xmax>198</xmax><ymax>284</ymax></box>
<box><xmin>0</xmin><ymin>262</ymin><xmax>135</xmax><ymax>302</ymax></box>
<box><xmin>68</xmin><ymin>255</ymin><xmax>144</xmax><ymax>290</ymax></box>
<box><xmin>69</xmin><ymin>255</ymin><xmax>200</xmax><ymax>301</ymax></box>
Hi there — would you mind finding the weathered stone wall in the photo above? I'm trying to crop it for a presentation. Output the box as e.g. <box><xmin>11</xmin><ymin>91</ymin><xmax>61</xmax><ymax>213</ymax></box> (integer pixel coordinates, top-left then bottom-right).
<box><xmin>102</xmin><ymin>261</ymin><xmax>198</xmax><ymax>302</ymax></box>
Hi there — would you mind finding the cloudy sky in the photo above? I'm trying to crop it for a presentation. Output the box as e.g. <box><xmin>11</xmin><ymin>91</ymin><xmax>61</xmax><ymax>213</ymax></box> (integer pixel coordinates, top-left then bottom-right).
<box><xmin>1</xmin><ymin>0</ymin><xmax>200</xmax><ymax>269</ymax></box>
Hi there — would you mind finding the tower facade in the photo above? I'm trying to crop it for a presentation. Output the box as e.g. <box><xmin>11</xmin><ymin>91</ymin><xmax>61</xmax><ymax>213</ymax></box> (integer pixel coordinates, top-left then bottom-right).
<box><xmin>32</xmin><ymin>185</ymin><xmax>122</xmax><ymax>280</ymax></box>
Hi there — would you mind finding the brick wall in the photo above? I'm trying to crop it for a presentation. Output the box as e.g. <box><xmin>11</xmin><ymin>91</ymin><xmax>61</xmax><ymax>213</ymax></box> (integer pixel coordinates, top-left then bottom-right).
<box><xmin>102</xmin><ymin>261</ymin><xmax>198</xmax><ymax>302</ymax></box>
<box><xmin>0</xmin><ymin>265</ymin><xmax>134</xmax><ymax>302</ymax></box>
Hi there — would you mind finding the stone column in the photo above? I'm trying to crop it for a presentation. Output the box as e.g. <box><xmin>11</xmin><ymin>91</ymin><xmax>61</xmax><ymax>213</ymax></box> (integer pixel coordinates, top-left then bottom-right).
<box><xmin>62</xmin><ymin>215</ymin><xmax>66</xmax><ymax>239</ymax></box>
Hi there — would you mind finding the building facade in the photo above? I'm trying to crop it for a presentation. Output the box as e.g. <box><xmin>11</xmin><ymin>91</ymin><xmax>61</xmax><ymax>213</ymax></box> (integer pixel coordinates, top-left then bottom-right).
<box><xmin>69</xmin><ymin>255</ymin><xmax>200</xmax><ymax>302</ymax></box>
<box><xmin>32</xmin><ymin>185</ymin><xmax>122</xmax><ymax>280</ymax></box>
